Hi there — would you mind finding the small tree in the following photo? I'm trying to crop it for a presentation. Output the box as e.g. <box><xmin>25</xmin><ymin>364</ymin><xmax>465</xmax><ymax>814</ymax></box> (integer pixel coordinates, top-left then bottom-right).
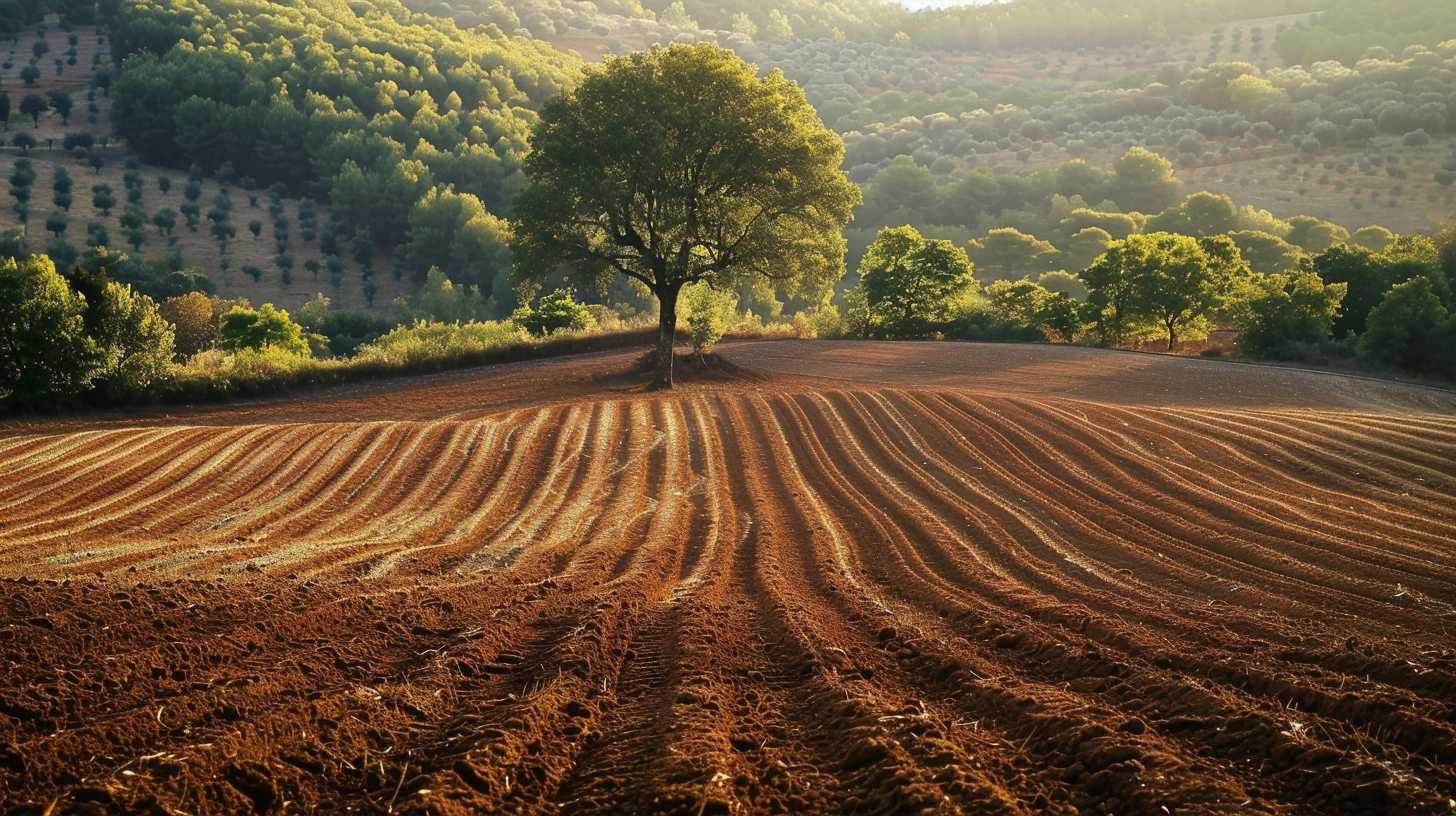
<box><xmin>91</xmin><ymin>183</ymin><xmax>114</xmax><ymax>215</ymax></box>
<box><xmin>0</xmin><ymin>254</ymin><xmax>99</xmax><ymax>409</ymax></box>
<box><xmin>19</xmin><ymin>93</ymin><xmax>45</xmax><ymax>127</ymax></box>
<box><xmin>1233</xmin><ymin>271</ymin><xmax>1346</xmax><ymax>359</ymax></box>
<box><xmin>683</xmin><ymin>282</ymin><xmax>737</xmax><ymax>359</ymax></box>
<box><xmin>159</xmin><ymin>291</ymin><xmax>220</xmax><ymax>359</ymax></box>
<box><xmin>1358</xmin><ymin>277</ymin><xmax>1449</xmax><ymax>374</ymax></box>
<box><xmin>11</xmin><ymin>132</ymin><xmax>35</xmax><ymax>153</ymax></box>
<box><xmin>512</xmin><ymin>288</ymin><xmax>596</xmax><ymax>337</ymax></box>
<box><xmin>858</xmin><ymin>225</ymin><xmax>976</xmax><ymax>339</ymax></box>
<box><xmin>153</xmin><ymin>207</ymin><xmax>176</xmax><ymax>236</ymax></box>
<box><xmin>44</xmin><ymin>211</ymin><xmax>67</xmax><ymax>237</ymax></box>
<box><xmin>1136</xmin><ymin>234</ymin><xmax>1250</xmax><ymax>350</ymax></box>
<box><xmin>218</xmin><ymin>304</ymin><xmax>311</xmax><ymax>355</ymax></box>
<box><xmin>46</xmin><ymin>90</ymin><xmax>71</xmax><ymax>125</ymax></box>
<box><xmin>89</xmin><ymin>282</ymin><xmax>176</xmax><ymax>401</ymax></box>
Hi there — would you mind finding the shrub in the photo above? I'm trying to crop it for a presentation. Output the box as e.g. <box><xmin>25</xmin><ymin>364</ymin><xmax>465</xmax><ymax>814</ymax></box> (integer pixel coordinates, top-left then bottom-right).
<box><xmin>682</xmin><ymin>283</ymin><xmax>737</xmax><ymax>357</ymax></box>
<box><xmin>1233</xmin><ymin>272</ymin><xmax>1346</xmax><ymax>360</ymax></box>
<box><xmin>1358</xmin><ymin>277</ymin><xmax>1450</xmax><ymax>375</ymax></box>
<box><xmin>218</xmin><ymin>303</ymin><xmax>311</xmax><ymax>356</ymax></box>
<box><xmin>89</xmin><ymin>282</ymin><xmax>176</xmax><ymax>401</ymax></box>
<box><xmin>0</xmin><ymin>254</ymin><xmax>99</xmax><ymax>410</ymax></box>
<box><xmin>353</xmin><ymin>320</ymin><xmax>531</xmax><ymax>369</ymax></box>
<box><xmin>512</xmin><ymin>289</ymin><xmax>596</xmax><ymax>337</ymax></box>
<box><xmin>159</xmin><ymin>291</ymin><xmax>222</xmax><ymax>359</ymax></box>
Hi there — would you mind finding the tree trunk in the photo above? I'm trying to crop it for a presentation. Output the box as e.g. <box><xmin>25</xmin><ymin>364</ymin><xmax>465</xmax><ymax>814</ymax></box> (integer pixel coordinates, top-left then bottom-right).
<box><xmin>652</xmin><ymin>284</ymin><xmax>681</xmax><ymax>390</ymax></box>
<box><xmin>1167</xmin><ymin>322</ymin><xmax>1178</xmax><ymax>351</ymax></box>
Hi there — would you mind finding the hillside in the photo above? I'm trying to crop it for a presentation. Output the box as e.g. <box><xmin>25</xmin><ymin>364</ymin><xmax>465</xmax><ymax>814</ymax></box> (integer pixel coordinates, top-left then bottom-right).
<box><xmin>0</xmin><ymin>23</ymin><xmax>403</xmax><ymax>310</ymax></box>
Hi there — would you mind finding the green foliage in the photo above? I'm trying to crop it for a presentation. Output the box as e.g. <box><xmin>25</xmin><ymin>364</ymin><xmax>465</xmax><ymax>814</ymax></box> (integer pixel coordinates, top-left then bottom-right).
<box><xmin>967</xmin><ymin>228</ymin><xmax>1061</xmax><ymax>281</ymax></box>
<box><xmin>108</xmin><ymin>0</ymin><xmax>580</xmax><ymax>264</ymax></box>
<box><xmin>158</xmin><ymin>291</ymin><xmax>221</xmax><ymax>359</ymax></box>
<box><xmin>1083</xmin><ymin>232</ymin><xmax>1247</xmax><ymax>348</ymax></box>
<box><xmin>857</xmin><ymin>225</ymin><xmax>976</xmax><ymax>339</ymax></box>
<box><xmin>0</xmin><ymin>254</ymin><xmax>98</xmax><ymax>410</ymax></box>
<box><xmin>512</xmin><ymin>288</ymin><xmax>596</xmax><ymax>337</ymax></box>
<box><xmin>351</xmin><ymin>320</ymin><xmax>531</xmax><ymax>369</ymax></box>
<box><xmin>682</xmin><ymin>283</ymin><xmax>737</xmax><ymax>356</ymax></box>
<box><xmin>513</xmin><ymin>43</ymin><xmax>858</xmax><ymax>387</ymax></box>
<box><xmin>414</xmin><ymin>267</ymin><xmax>488</xmax><ymax>324</ymax></box>
<box><xmin>406</xmin><ymin>186</ymin><xmax>513</xmax><ymax>312</ymax></box>
<box><xmin>1358</xmin><ymin>277</ymin><xmax>1452</xmax><ymax>376</ymax></box>
<box><xmin>218</xmin><ymin>303</ymin><xmax>310</xmax><ymax>356</ymax></box>
<box><xmin>1233</xmin><ymin>271</ymin><xmax>1347</xmax><ymax>359</ymax></box>
<box><xmin>984</xmin><ymin>278</ymin><xmax>1082</xmax><ymax>340</ymax></box>
<box><xmin>1110</xmin><ymin>147</ymin><xmax>1182</xmax><ymax>215</ymax></box>
<box><xmin>88</xmin><ymin>281</ymin><xmax>176</xmax><ymax>400</ymax></box>
<box><xmin>1315</xmin><ymin>240</ymin><xmax>1444</xmax><ymax>337</ymax></box>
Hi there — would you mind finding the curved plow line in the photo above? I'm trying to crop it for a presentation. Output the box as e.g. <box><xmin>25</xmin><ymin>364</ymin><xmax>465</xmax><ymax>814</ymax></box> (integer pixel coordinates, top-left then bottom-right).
<box><xmin>669</xmin><ymin>398</ymin><xmax>730</xmax><ymax>603</ymax></box>
<box><xmin>0</xmin><ymin>427</ymin><xmax>216</xmax><ymax>524</ymax></box>
<box><xmin>1122</xmin><ymin>404</ymin><xmax>1456</xmax><ymax>548</ymax></box>
<box><xmin>1018</xmin><ymin>397</ymin><xmax>1456</xmax><ymax>597</ymax></box>
<box><xmin>1219</xmin><ymin>410</ymin><xmax>1456</xmax><ymax>487</ymax></box>
<box><xmin>313</xmin><ymin>419</ymin><xmax>486</xmax><ymax>544</ymax></box>
<box><xmin>243</xmin><ymin>422</ymin><xmax>464</xmax><ymax>572</ymax></box>
<box><xmin>123</xmin><ymin>425</ymin><xmax>361</xmax><ymax>573</ymax></box>
<box><xmin>0</xmin><ymin>427</ymin><xmax>126</xmax><ymax>474</ymax></box>
<box><xmin>509</xmin><ymin>402</ymin><xmax>648</xmax><ymax>577</ymax></box>
<box><xmin>1116</xmin><ymin>407</ymin><xmax>1456</xmax><ymax>567</ymax></box>
<box><xmin>553</xmin><ymin>404</ymin><xmax>663</xmax><ymax>582</ymax></box>
<box><xmin>929</xmin><ymin>391</ymin><xmax>1421</xmax><ymax>633</ymax></box>
<box><xmin>290</xmin><ymin>420</ymin><xmax>487</xmax><ymax>578</ymax></box>
<box><xmin>862</xmin><ymin>389</ymin><xmax>1134</xmax><ymax>591</ymax></box>
<box><xmin>1115</xmin><ymin>404</ymin><xmax>1456</xmax><ymax>545</ymax></box>
<box><xmin>742</xmin><ymin>393</ymin><xmax>898</xmax><ymax>618</ymax></box>
<box><xmin>798</xmin><ymin>391</ymin><xmax>1019</xmax><ymax>584</ymax></box>
<box><xmin>431</xmin><ymin>408</ymin><xmax>560</xmax><ymax>566</ymax></box>
<box><xmin>21</xmin><ymin>426</ymin><xmax>327</xmax><ymax>573</ymax></box>
<box><xmin>191</xmin><ymin>423</ymin><xmax>391</xmax><ymax>547</ymax></box>
<box><xmin>733</xmin><ymin>395</ymin><xmax>1221</xmax><ymax>813</ymax></box>
<box><xmin>884</xmin><ymin>389</ymin><xmax>1258</xmax><ymax>613</ymax></box>
<box><xmin>0</xmin><ymin>425</ymin><xmax>264</xmax><ymax>542</ymax></box>
<box><xmin>1277</xmin><ymin>411</ymin><xmax>1456</xmax><ymax>456</ymax></box>
<box><xmin>458</xmin><ymin>403</ymin><xmax>596</xmax><ymax>571</ymax></box>
<box><xmin>976</xmin><ymin>394</ymin><xmax>1444</xmax><ymax>597</ymax></box>
<box><xmin>602</xmin><ymin>400</ymin><xmax>693</xmax><ymax>585</ymax></box>
<box><xmin>1182</xmin><ymin>409</ymin><xmax>1456</xmax><ymax>505</ymax></box>
<box><xmin>231</xmin><ymin>423</ymin><xmax>418</xmax><ymax>556</ymax></box>
<box><xmin>480</xmin><ymin>403</ymin><xmax>613</xmax><ymax>570</ymax></box>
<box><xmin>0</xmin><ymin>428</ymin><xmax>171</xmax><ymax>508</ymax></box>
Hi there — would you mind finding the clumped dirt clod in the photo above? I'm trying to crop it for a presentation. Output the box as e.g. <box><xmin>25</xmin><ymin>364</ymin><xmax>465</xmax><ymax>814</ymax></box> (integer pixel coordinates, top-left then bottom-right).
<box><xmin>2</xmin><ymin>341</ymin><xmax>1454</xmax><ymax>814</ymax></box>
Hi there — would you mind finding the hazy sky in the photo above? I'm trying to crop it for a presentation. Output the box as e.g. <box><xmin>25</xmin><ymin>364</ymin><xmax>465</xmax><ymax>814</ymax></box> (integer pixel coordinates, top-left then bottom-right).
<box><xmin>899</xmin><ymin>0</ymin><xmax>996</xmax><ymax>8</ymax></box>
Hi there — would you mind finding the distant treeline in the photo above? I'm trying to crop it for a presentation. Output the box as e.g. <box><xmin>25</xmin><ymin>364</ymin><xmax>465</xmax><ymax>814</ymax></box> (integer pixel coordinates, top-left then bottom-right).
<box><xmin>1276</xmin><ymin>0</ymin><xmax>1456</xmax><ymax>65</ymax></box>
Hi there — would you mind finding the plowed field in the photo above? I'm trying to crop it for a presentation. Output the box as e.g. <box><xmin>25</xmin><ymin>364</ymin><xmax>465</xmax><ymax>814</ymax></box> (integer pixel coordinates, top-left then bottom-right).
<box><xmin>3</xmin><ymin>341</ymin><xmax>1456</xmax><ymax>815</ymax></box>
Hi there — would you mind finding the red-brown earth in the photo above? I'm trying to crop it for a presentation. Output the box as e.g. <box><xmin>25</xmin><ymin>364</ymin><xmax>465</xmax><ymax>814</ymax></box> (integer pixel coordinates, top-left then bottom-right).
<box><xmin>2</xmin><ymin>341</ymin><xmax>1455</xmax><ymax>814</ymax></box>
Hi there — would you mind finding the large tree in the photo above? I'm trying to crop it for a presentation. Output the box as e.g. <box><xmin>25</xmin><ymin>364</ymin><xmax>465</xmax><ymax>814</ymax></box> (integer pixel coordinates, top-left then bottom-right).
<box><xmin>512</xmin><ymin>43</ymin><xmax>860</xmax><ymax>388</ymax></box>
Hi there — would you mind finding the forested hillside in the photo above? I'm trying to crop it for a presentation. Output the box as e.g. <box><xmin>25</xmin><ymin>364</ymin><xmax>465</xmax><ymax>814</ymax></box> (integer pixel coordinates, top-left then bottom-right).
<box><xmin>106</xmin><ymin>0</ymin><xmax>579</xmax><ymax>311</ymax></box>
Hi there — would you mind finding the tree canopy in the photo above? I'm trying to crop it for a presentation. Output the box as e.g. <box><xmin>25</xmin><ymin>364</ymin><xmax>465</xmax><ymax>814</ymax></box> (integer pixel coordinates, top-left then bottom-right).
<box><xmin>512</xmin><ymin>43</ymin><xmax>859</xmax><ymax>387</ymax></box>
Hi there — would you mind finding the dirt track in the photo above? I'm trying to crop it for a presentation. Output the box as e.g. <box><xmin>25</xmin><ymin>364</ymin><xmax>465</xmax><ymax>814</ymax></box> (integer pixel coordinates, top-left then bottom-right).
<box><xmin>3</xmin><ymin>341</ymin><xmax>1456</xmax><ymax>815</ymax></box>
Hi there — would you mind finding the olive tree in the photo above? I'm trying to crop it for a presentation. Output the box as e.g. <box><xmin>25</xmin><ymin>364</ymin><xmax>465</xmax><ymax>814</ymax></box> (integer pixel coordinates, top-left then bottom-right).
<box><xmin>512</xmin><ymin>44</ymin><xmax>860</xmax><ymax>388</ymax></box>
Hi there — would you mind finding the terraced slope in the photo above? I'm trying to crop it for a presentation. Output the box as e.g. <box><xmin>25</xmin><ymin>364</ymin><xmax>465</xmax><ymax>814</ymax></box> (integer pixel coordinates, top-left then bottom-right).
<box><xmin>2</xmin><ymin>342</ymin><xmax>1455</xmax><ymax>814</ymax></box>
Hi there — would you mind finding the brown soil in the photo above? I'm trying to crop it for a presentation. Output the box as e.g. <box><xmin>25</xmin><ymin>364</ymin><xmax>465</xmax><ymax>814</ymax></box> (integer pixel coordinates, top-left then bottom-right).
<box><xmin>2</xmin><ymin>341</ymin><xmax>1455</xmax><ymax>815</ymax></box>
